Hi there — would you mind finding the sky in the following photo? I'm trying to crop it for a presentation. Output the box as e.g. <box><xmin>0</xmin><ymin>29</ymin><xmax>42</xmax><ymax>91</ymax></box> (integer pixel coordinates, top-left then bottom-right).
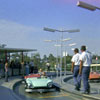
<box><xmin>0</xmin><ymin>0</ymin><xmax>100</xmax><ymax>57</ymax></box>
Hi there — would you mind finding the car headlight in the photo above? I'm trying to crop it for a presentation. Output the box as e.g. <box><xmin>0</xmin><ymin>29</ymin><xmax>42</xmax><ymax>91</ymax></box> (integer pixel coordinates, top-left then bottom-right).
<box><xmin>28</xmin><ymin>83</ymin><xmax>33</xmax><ymax>88</ymax></box>
<box><xmin>47</xmin><ymin>82</ymin><xmax>53</xmax><ymax>88</ymax></box>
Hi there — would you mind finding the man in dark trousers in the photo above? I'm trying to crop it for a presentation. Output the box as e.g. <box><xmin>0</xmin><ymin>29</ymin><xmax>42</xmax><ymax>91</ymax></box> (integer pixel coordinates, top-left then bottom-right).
<box><xmin>29</xmin><ymin>60</ymin><xmax>34</xmax><ymax>73</ymax></box>
<box><xmin>79</xmin><ymin>45</ymin><xmax>92</xmax><ymax>94</ymax></box>
<box><xmin>5</xmin><ymin>61</ymin><xmax>9</xmax><ymax>82</ymax></box>
<box><xmin>71</xmin><ymin>48</ymin><xmax>81</xmax><ymax>91</ymax></box>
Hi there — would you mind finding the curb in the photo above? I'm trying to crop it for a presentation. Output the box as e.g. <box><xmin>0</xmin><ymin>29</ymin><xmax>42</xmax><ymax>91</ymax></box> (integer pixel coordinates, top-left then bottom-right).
<box><xmin>2</xmin><ymin>76</ymin><xmax>100</xmax><ymax>100</ymax></box>
<box><xmin>61</xmin><ymin>86</ymin><xmax>100</xmax><ymax>100</ymax></box>
<box><xmin>9</xmin><ymin>78</ymin><xmax>23</xmax><ymax>100</ymax></box>
<box><xmin>61</xmin><ymin>76</ymin><xmax>100</xmax><ymax>100</ymax></box>
<box><xmin>0</xmin><ymin>77</ymin><xmax>23</xmax><ymax>100</ymax></box>
<box><xmin>12</xmin><ymin>79</ymin><xmax>23</xmax><ymax>90</ymax></box>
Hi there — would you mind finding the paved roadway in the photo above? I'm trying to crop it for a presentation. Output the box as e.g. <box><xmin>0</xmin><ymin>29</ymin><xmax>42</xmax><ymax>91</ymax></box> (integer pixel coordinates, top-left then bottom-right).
<box><xmin>14</xmin><ymin>83</ymin><xmax>93</xmax><ymax>100</ymax></box>
<box><xmin>0</xmin><ymin>72</ymin><xmax>97</xmax><ymax>100</ymax></box>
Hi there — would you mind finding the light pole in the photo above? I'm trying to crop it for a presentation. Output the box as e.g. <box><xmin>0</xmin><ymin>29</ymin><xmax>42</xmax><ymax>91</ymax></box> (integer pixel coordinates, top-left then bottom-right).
<box><xmin>54</xmin><ymin>38</ymin><xmax>71</xmax><ymax>77</ymax></box>
<box><xmin>43</xmin><ymin>27</ymin><xmax>80</xmax><ymax>84</ymax></box>
<box><xmin>54</xmin><ymin>44</ymin><xmax>61</xmax><ymax>77</ymax></box>
<box><xmin>44</xmin><ymin>38</ymin><xmax>71</xmax><ymax>78</ymax></box>
<box><xmin>44</xmin><ymin>38</ymin><xmax>71</xmax><ymax>71</ymax></box>
<box><xmin>44</xmin><ymin>39</ymin><xmax>59</xmax><ymax>72</ymax></box>
<box><xmin>77</xmin><ymin>1</ymin><xmax>100</xmax><ymax>11</ymax></box>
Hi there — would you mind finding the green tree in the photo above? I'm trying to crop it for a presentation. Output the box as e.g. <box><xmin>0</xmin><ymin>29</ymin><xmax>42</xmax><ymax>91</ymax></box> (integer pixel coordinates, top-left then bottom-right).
<box><xmin>11</xmin><ymin>53</ymin><xmax>31</xmax><ymax>62</ymax></box>
<box><xmin>0</xmin><ymin>44</ymin><xmax>7</xmax><ymax>61</ymax></box>
<box><xmin>31</xmin><ymin>53</ymin><xmax>41</xmax><ymax>68</ymax></box>
<box><xmin>41</xmin><ymin>55</ymin><xmax>48</xmax><ymax>70</ymax></box>
<box><xmin>48</xmin><ymin>54</ymin><xmax>56</xmax><ymax>69</ymax></box>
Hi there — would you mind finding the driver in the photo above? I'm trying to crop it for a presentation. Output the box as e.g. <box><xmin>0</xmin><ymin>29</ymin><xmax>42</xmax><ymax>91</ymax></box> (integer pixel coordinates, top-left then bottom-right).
<box><xmin>39</xmin><ymin>69</ymin><xmax>47</xmax><ymax>78</ymax></box>
<box><xmin>41</xmin><ymin>72</ymin><xmax>47</xmax><ymax>78</ymax></box>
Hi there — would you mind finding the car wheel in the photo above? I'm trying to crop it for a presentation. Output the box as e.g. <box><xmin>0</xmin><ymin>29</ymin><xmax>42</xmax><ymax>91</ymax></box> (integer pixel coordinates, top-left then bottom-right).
<box><xmin>47</xmin><ymin>82</ymin><xmax>52</xmax><ymax>88</ymax></box>
<box><xmin>25</xmin><ymin>83</ymin><xmax>28</xmax><ymax>89</ymax></box>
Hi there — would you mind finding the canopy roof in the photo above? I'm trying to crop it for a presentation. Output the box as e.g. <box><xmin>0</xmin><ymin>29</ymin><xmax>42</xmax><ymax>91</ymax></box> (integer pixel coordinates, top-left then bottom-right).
<box><xmin>0</xmin><ymin>47</ymin><xmax>37</xmax><ymax>53</ymax></box>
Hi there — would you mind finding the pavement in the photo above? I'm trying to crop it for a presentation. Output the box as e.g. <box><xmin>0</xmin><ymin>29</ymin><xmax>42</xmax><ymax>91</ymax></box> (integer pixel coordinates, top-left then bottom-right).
<box><xmin>0</xmin><ymin>76</ymin><xmax>22</xmax><ymax>100</ymax></box>
<box><xmin>53</xmin><ymin>75</ymin><xmax>100</xmax><ymax>100</ymax></box>
<box><xmin>0</xmin><ymin>73</ymin><xmax>100</xmax><ymax>100</ymax></box>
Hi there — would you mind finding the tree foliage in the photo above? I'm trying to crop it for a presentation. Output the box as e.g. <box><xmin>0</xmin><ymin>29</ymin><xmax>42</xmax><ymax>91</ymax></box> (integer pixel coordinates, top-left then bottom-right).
<box><xmin>0</xmin><ymin>51</ymin><xmax>73</xmax><ymax>70</ymax></box>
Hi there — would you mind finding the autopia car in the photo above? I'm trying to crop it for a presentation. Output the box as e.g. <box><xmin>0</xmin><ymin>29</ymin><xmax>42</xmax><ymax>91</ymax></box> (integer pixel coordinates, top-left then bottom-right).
<box><xmin>89</xmin><ymin>64</ymin><xmax>100</xmax><ymax>80</ymax></box>
<box><xmin>25</xmin><ymin>74</ymin><xmax>53</xmax><ymax>89</ymax></box>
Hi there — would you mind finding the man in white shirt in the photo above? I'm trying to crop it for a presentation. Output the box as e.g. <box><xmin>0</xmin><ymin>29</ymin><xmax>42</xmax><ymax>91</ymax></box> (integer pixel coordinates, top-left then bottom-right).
<box><xmin>46</xmin><ymin>62</ymin><xmax>50</xmax><ymax>72</ymax></box>
<box><xmin>71</xmin><ymin>48</ymin><xmax>81</xmax><ymax>91</ymax></box>
<box><xmin>79</xmin><ymin>45</ymin><xmax>92</xmax><ymax>94</ymax></box>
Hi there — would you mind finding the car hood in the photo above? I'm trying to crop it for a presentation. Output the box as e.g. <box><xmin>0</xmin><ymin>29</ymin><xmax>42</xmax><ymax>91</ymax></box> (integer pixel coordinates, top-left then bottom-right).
<box><xmin>26</xmin><ymin>77</ymin><xmax>52</xmax><ymax>87</ymax></box>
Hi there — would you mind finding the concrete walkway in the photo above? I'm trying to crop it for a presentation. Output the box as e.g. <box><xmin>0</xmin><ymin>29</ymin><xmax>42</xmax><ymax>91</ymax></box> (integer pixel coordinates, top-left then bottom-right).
<box><xmin>53</xmin><ymin>75</ymin><xmax>100</xmax><ymax>100</ymax></box>
<box><xmin>0</xmin><ymin>74</ymin><xmax>100</xmax><ymax>100</ymax></box>
<box><xmin>0</xmin><ymin>76</ymin><xmax>22</xmax><ymax>100</ymax></box>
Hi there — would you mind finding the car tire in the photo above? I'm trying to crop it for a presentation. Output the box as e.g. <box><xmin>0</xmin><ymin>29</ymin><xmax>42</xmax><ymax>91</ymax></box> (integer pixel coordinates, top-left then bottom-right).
<box><xmin>25</xmin><ymin>84</ymin><xmax>28</xmax><ymax>89</ymax></box>
<box><xmin>47</xmin><ymin>82</ymin><xmax>52</xmax><ymax>88</ymax></box>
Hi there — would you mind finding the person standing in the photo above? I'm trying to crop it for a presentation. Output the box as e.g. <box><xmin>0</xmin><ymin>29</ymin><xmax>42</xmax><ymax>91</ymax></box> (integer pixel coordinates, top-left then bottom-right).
<box><xmin>25</xmin><ymin>62</ymin><xmax>29</xmax><ymax>75</ymax></box>
<box><xmin>57</xmin><ymin>63</ymin><xmax>61</xmax><ymax>76</ymax></box>
<box><xmin>79</xmin><ymin>45</ymin><xmax>92</xmax><ymax>94</ymax></box>
<box><xmin>46</xmin><ymin>62</ymin><xmax>50</xmax><ymax>72</ymax></box>
<box><xmin>5</xmin><ymin>61</ymin><xmax>9</xmax><ymax>82</ymax></box>
<box><xmin>10</xmin><ymin>61</ymin><xmax>14</xmax><ymax>76</ymax></box>
<box><xmin>29</xmin><ymin>60</ymin><xmax>34</xmax><ymax>73</ymax></box>
<box><xmin>0</xmin><ymin>60</ymin><xmax>4</xmax><ymax>78</ymax></box>
<box><xmin>54</xmin><ymin>64</ymin><xmax>58</xmax><ymax>76</ymax></box>
<box><xmin>21</xmin><ymin>61</ymin><xmax>25</xmax><ymax>78</ymax></box>
<box><xmin>71</xmin><ymin>48</ymin><xmax>81</xmax><ymax>91</ymax></box>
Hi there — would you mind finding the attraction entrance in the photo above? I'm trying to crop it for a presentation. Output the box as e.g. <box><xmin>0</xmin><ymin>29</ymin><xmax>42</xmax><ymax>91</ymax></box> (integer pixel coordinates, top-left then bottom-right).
<box><xmin>0</xmin><ymin>47</ymin><xmax>37</xmax><ymax>77</ymax></box>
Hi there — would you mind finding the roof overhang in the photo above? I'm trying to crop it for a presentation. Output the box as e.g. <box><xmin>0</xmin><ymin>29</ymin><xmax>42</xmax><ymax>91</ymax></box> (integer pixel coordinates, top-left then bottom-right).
<box><xmin>0</xmin><ymin>48</ymin><xmax>37</xmax><ymax>53</ymax></box>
